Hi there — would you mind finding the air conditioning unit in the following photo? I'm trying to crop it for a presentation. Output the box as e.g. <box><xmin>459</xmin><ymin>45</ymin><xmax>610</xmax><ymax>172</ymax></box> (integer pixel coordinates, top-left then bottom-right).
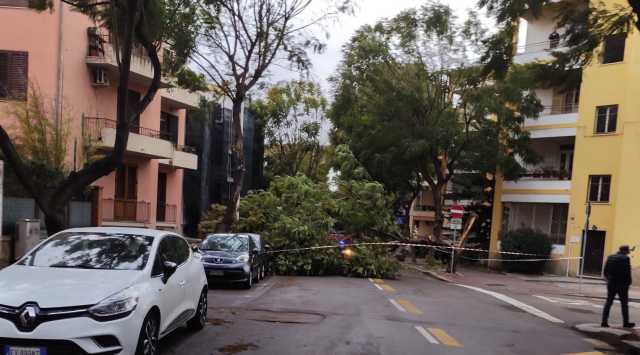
<box><xmin>91</xmin><ymin>68</ymin><xmax>109</xmax><ymax>86</ymax></box>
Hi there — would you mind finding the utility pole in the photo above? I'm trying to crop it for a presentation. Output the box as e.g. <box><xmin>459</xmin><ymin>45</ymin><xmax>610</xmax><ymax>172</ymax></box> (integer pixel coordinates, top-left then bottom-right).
<box><xmin>579</xmin><ymin>201</ymin><xmax>592</xmax><ymax>295</ymax></box>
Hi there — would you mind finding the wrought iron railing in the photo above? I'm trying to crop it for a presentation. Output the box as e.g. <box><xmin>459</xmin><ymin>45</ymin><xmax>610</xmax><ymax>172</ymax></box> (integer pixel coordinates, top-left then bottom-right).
<box><xmin>84</xmin><ymin>116</ymin><xmax>163</xmax><ymax>140</ymax></box>
<box><xmin>518</xmin><ymin>169</ymin><xmax>572</xmax><ymax>181</ymax></box>
<box><xmin>102</xmin><ymin>198</ymin><xmax>150</xmax><ymax>223</ymax></box>
<box><xmin>515</xmin><ymin>40</ymin><xmax>566</xmax><ymax>55</ymax></box>
<box><xmin>540</xmin><ymin>103</ymin><xmax>579</xmax><ymax>115</ymax></box>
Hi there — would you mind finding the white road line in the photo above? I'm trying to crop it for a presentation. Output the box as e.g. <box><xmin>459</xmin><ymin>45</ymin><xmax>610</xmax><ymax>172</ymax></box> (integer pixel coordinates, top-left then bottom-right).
<box><xmin>374</xmin><ymin>284</ymin><xmax>384</xmax><ymax>291</ymax></box>
<box><xmin>415</xmin><ymin>326</ymin><xmax>439</xmax><ymax>344</ymax></box>
<box><xmin>457</xmin><ymin>284</ymin><xmax>564</xmax><ymax>324</ymax></box>
<box><xmin>389</xmin><ymin>298</ymin><xmax>407</xmax><ymax>313</ymax></box>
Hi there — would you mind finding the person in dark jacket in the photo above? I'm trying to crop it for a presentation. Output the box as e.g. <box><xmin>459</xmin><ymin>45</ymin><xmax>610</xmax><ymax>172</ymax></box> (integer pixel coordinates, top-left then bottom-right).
<box><xmin>601</xmin><ymin>245</ymin><xmax>635</xmax><ymax>328</ymax></box>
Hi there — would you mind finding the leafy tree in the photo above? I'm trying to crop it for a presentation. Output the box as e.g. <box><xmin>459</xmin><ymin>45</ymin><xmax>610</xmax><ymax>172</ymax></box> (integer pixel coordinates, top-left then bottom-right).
<box><xmin>192</xmin><ymin>0</ymin><xmax>353</xmax><ymax>231</ymax></box>
<box><xmin>330</xmin><ymin>2</ymin><xmax>541</xmax><ymax>241</ymax></box>
<box><xmin>199</xmin><ymin>174</ymin><xmax>400</xmax><ymax>278</ymax></box>
<box><xmin>0</xmin><ymin>0</ymin><xmax>199</xmax><ymax>233</ymax></box>
<box><xmin>251</xmin><ymin>80</ymin><xmax>328</xmax><ymax>182</ymax></box>
<box><xmin>501</xmin><ymin>227</ymin><xmax>552</xmax><ymax>274</ymax></box>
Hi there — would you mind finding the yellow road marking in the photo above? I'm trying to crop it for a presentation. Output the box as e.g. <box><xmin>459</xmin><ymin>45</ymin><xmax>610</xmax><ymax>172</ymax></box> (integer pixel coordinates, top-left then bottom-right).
<box><xmin>380</xmin><ymin>284</ymin><xmax>395</xmax><ymax>293</ymax></box>
<box><xmin>370</xmin><ymin>278</ymin><xmax>385</xmax><ymax>284</ymax></box>
<box><xmin>428</xmin><ymin>328</ymin><xmax>462</xmax><ymax>348</ymax></box>
<box><xmin>397</xmin><ymin>299</ymin><xmax>423</xmax><ymax>315</ymax></box>
<box><xmin>563</xmin><ymin>352</ymin><xmax>605</xmax><ymax>355</ymax></box>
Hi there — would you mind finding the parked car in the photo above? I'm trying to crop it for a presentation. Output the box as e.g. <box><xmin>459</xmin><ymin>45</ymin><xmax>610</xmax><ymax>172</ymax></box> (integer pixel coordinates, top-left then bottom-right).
<box><xmin>0</xmin><ymin>227</ymin><xmax>208</xmax><ymax>355</ymax></box>
<box><xmin>200</xmin><ymin>234</ymin><xmax>263</xmax><ymax>288</ymax></box>
<box><xmin>247</xmin><ymin>234</ymin><xmax>268</xmax><ymax>281</ymax></box>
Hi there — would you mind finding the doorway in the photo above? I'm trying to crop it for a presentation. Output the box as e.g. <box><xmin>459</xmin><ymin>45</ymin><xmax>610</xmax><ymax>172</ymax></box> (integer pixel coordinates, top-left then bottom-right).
<box><xmin>582</xmin><ymin>230</ymin><xmax>606</xmax><ymax>276</ymax></box>
<box><xmin>156</xmin><ymin>172</ymin><xmax>167</xmax><ymax>222</ymax></box>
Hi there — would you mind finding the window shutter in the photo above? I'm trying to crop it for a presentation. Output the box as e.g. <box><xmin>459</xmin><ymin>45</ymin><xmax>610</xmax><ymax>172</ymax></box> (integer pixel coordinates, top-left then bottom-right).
<box><xmin>0</xmin><ymin>52</ymin><xmax>8</xmax><ymax>99</ymax></box>
<box><xmin>8</xmin><ymin>51</ymin><xmax>27</xmax><ymax>101</ymax></box>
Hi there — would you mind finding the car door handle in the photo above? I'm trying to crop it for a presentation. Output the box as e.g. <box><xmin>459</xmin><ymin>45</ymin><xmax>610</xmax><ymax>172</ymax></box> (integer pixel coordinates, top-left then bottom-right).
<box><xmin>179</xmin><ymin>280</ymin><xmax>186</xmax><ymax>287</ymax></box>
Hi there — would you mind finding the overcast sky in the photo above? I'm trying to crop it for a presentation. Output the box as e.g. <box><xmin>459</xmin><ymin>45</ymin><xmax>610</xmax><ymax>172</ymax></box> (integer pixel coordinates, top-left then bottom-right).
<box><xmin>267</xmin><ymin>0</ymin><xmax>491</xmax><ymax>143</ymax></box>
<box><xmin>270</xmin><ymin>0</ymin><xmax>487</xmax><ymax>91</ymax></box>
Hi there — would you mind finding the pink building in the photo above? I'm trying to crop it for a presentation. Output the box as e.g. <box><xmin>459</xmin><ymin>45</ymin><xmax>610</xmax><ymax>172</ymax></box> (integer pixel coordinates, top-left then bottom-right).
<box><xmin>0</xmin><ymin>0</ymin><xmax>199</xmax><ymax>232</ymax></box>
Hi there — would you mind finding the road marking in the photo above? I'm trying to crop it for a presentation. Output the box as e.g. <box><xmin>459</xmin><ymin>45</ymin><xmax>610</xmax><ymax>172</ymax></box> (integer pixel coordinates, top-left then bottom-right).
<box><xmin>373</xmin><ymin>284</ymin><xmax>384</xmax><ymax>291</ymax></box>
<box><xmin>582</xmin><ymin>338</ymin><xmax>615</xmax><ymax>351</ymax></box>
<box><xmin>380</xmin><ymin>284</ymin><xmax>396</xmax><ymax>293</ymax></box>
<box><xmin>457</xmin><ymin>284</ymin><xmax>564</xmax><ymax>324</ymax></box>
<box><xmin>370</xmin><ymin>278</ymin><xmax>385</xmax><ymax>284</ymax></box>
<box><xmin>428</xmin><ymin>327</ymin><xmax>463</xmax><ymax>348</ymax></box>
<box><xmin>562</xmin><ymin>352</ymin><xmax>605</xmax><ymax>355</ymax></box>
<box><xmin>415</xmin><ymin>326</ymin><xmax>439</xmax><ymax>344</ymax></box>
<box><xmin>396</xmin><ymin>299</ymin><xmax>423</xmax><ymax>315</ymax></box>
<box><xmin>389</xmin><ymin>298</ymin><xmax>407</xmax><ymax>313</ymax></box>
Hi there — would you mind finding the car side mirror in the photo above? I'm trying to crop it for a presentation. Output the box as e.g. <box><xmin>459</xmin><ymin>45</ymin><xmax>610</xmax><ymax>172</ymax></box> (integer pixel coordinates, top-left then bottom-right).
<box><xmin>161</xmin><ymin>261</ymin><xmax>178</xmax><ymax>284</ymax></box>
<box><xmin>191</xmin><ymin>245</ymin><xmax>199</xmax><ymax>252</ymax></box>
<box><xmin>251</xmin><ymin>249</ymin><xmax>260</xmax><ymax>256</ymax></box>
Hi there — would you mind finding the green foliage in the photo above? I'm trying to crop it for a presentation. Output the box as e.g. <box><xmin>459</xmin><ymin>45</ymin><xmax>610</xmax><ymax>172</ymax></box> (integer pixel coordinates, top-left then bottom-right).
<box><xmin>199</xmin><ymin>175</ymin><xmax>400</xmax><ymax>278</ymax></box>
<box><xmin>251</xmin><ymin>80</ymin><xmax>328</xmax><ymax>182</ymax></box>
<box><xmin>501</xmin><ymin>228</ymin><xmax>552</xmax><ymax>274</ymax></box>
<box><xmin>4</xmin><ymin>84</ymin><xmax>69</xmax><ymax>191</ymax></box>
<box><xmin>330</xmin><ymin>2</ymin><xmax>542</xmax><ymax>239</ymax></box>
<box><xmin>199</xmin><ymin>204</ymin><xmax>226</xmax><ymax>236</ymax></box>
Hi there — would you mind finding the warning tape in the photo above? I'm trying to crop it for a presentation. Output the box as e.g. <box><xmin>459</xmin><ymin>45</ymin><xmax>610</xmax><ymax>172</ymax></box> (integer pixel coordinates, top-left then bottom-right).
<box><xmin>265</xmin><ymin>241</ymin><xmax>546</xmax><ymax>257</ymax></box>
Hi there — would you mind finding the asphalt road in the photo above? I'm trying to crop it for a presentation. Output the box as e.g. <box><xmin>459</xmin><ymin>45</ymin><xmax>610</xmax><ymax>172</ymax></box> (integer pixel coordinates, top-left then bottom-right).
<box><xmin>160</xmin><ymin>270</ymin><xmax>620</xmax><ymax>355</ymax></box>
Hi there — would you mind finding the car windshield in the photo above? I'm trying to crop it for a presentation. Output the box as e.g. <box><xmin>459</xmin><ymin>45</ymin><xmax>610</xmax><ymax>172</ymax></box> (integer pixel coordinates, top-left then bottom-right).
<box><xmin>17</xmin><ymin>232</ymin><xmax>154</xmax><ymax>270</ymax></box>
<box><xmin>201</xmin><ymin>234</ymin><xmax>249</xmax><ymax>252</ymax></box>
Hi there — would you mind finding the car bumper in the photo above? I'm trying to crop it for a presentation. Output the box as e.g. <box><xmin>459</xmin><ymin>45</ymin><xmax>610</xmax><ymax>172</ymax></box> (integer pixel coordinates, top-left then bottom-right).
<box><xmin>0</xmin><ymin>310</ymin><xmax>141</xmax><ymax>354</ymax></box>
<box><xmin>203</xmin><ymin>263</ymin><xmax>250</xmax><ymax>282</ymax></box>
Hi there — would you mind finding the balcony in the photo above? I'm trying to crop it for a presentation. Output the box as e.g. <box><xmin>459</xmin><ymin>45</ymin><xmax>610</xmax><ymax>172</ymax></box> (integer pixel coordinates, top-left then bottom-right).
<box><xmin>524</xmin><ymin>103</ymin><xmax>578</xmax><ymax>139</ymax></box>
<box><xmin>502</xmin><ymin>171</ymin><xmax>572</xmax><ymax>204</ymax></box>
<box><xmin>161</xmin><ymin>87</ymin><xmax>201</xmax><ymax>110</ymax></box>
<box><xmin>156</xmin><ymin>203</ymin><xmax>177</xmax><ymax>224</ymax></box>
<box><xmin>514</xmin><ymin>40</ymin><xmax>569</xmax><ymax>65</ymax></box>
<box><xmin>101</xmin><ymin>199</ymin><xmax>150</xmax><ymax>224</ymax></box>
<box><xmin>84</xmin><ymin>117</ymin><xmax>198</xmax><ymax>169</ymax></box>
<box><xmin>85</xmin><ymin>30</ymin><xmax>170</xmax><ymax>87</ymax></box>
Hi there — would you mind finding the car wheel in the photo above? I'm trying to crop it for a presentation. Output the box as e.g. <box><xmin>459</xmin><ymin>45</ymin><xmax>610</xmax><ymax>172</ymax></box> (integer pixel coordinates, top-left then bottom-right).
<box><xmin>243</xmin><ymin>270</ymin><xmax>253</xmax><ymax>289</ymax></box>
<box><xmin>136</xmin><ymin>312</ymin><xmax>159</xmax><ymax>355</ymax></box>
<box><xmin>187</xmin><ymin>289</ymin><xmax>208</xmax><ymax>331</ymax></box>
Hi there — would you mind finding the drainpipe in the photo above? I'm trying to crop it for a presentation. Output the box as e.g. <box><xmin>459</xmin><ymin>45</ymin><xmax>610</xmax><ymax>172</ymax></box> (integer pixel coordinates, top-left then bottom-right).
<box><xmin>55</xmin><ymin>0</ymin><xmax>65</xmax><ymax>130</ymax></box>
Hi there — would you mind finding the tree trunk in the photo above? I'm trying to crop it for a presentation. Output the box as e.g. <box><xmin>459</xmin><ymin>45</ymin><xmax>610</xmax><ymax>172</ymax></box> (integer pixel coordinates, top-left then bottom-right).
<box><xmin>431</xmin><ymin>182</ymin><xmax>446</xmax><ymax>241</ymax></box>
<box><xmin>220</xmin><ymin>98</ymin><xmax>246</xmax><ymax>231</ymax></box>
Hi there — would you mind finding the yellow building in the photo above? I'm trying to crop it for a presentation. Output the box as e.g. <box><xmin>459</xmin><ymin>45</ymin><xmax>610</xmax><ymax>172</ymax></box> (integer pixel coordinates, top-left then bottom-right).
<box><xmin>489</xmin><ymin>0</ymin><xmax>640</xmax><ymax>277</ymax></box>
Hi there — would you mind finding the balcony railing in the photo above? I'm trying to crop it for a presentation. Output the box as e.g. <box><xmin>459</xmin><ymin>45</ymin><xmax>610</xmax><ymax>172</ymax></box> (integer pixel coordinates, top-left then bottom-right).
<box><xmin>515</xmin><ymin>40</ymin><xmax>566</xmax><ymax>55</ymax></box>
<box><xmin>156</xmin><ymin>203</ymin><xmax>177</xmax><ymax>223</ymax></box>
<box><xmin>540</xmin><ymin>103</ymin><xmax>579</xmax><ymax>116</ymax></box>
<box><xmin>518</xmin><ymin>169</ymin><xmax>572</xmax><ymax>181</ymax></box>
<box><xmin>102</xmin><ymin>198</ymin><xmax>150</xmax><ymax>223</ymax></box>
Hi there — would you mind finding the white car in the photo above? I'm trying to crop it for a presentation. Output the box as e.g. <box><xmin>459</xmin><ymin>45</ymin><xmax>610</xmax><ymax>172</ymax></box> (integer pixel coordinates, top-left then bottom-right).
<box><xmin>0</xmin><ymin>227</ymin><xmax>208</xmax><ymax>355</ymax></box>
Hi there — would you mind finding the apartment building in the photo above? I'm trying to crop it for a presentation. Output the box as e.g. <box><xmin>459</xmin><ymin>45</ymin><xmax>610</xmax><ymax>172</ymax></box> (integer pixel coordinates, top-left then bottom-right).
<box><xmin>489</xmin><ymin>0</ymin><xmax>640</xmax><ymax>276</ymax></box>
<box><xmin>0</xmin><ymin>1</ymin><xmax>199</xmax><ymax>232</ymax></box>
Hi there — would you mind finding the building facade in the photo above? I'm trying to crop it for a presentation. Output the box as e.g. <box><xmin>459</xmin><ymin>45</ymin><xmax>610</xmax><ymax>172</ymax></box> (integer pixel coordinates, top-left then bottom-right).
<box><xmin>489</xmin><ymin>0</ymin><xmax>640</xmax><ymax>276</ymax></box>
<box><xmin>0</xmin><ymin>1</ymin><xmax>198</xmax><ymax>233</ymax></box>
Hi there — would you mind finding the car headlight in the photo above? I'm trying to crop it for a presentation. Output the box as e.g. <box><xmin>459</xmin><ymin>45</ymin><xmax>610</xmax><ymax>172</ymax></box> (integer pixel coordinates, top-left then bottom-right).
<box><xmin>88</xmin><ymin>287</ymin><xmax>139</xmax><ymax>320</ymax></box>
<box><xmin>236</xmin><ymin>254</ymin><xmax>249</xmax><ymax>263</ymax></box>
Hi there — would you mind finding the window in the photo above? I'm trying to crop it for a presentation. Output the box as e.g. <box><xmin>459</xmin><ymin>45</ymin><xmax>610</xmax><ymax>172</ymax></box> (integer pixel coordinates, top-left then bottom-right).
<box><xmin>550</xmin><ymin>204</ymin><xmax>568</xmax><ymax>245</ymax></box>
<box><xmin>160</xmin><ymin>112</ymin><xmax>178</xmax><ymax>143</ymax></box>
<box><xmin>595</xmin><ymin>105</ymin><xmax>618</xmax><ymax>134</ymax></box>
<box><xmin>588</xmin><ymin>175</ymin><xmax>611</xmax><ymax>203</ymax></box>
<box><xmin>115</xmin><ymin>166</ymin><xmax>137</xmax><ymax>200</ymax></box>
<box><xmin>0</xmin><ymin>50</ymin><xmax>28</xmax><ymax>101</ymax></box>
<box><xmin>0</xmin><ymin>0</ymin><xmax>29</xmax><ymax>8</ymax></box>
<box><xmin>153</xmin><ymin>235</ymin><xmax>190</xmax><ymax>275</ymax></box>
<box><xmin>602</xmin><ymin>33</ymin><xmax>626</xmax><ymax>64</ymax></box>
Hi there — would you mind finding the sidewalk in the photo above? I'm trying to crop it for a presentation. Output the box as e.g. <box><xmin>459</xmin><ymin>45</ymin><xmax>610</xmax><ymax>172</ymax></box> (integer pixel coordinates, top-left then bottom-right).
<box><xmin>405</xmin><ymin>262</ymin><xmax>640</xmax><ymax>302</ymax></box>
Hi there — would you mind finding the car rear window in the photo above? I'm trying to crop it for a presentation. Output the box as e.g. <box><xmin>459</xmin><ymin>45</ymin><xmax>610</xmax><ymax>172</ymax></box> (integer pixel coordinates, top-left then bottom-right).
<box><xmin>17</xmin><ymin>232</ymin><xmax>154</xmax><ymax>270</ymax></box>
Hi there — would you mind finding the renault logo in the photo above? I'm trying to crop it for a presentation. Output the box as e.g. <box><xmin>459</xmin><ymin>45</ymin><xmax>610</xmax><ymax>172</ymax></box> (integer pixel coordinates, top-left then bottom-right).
<box><xmin>18</xmin><ymin>304</ymin><xmax>39</xmax><ymax>330</ymax></box>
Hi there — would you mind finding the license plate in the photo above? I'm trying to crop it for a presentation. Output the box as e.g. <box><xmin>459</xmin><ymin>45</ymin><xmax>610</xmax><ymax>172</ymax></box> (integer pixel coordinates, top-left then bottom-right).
<box><xmin>4</xmin><ymin>346</ymin><xmax>47</xmax><ymax>355</ymax></box>
<box><xmin>208</xmin><ymin>270</ymin><xmax>224</xmax><ymax>276</ymax></box>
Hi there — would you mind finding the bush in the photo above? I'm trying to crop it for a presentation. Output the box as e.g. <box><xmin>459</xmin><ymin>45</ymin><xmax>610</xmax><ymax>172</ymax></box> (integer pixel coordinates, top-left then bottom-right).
<box><xmin>501</xmin><ymin>228</ymin><xmax>552</xmax><ymax>274</ymax></box>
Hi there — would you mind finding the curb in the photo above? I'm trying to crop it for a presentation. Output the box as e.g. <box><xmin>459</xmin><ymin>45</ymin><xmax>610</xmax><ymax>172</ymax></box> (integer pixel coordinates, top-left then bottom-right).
<box><xmin>403</xmin><ymin>264</ymin><xmax>453</xmax><ymax>283</ymax></box>
<box><xmin>574</xmin><ymin>323</ymin><xmax>640</xmax><ymax>354</ymax></box>
<box><xmin>565</xmin><ymin>293</ymin><xmax>640</xmax><ymax>303</ymax></box>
